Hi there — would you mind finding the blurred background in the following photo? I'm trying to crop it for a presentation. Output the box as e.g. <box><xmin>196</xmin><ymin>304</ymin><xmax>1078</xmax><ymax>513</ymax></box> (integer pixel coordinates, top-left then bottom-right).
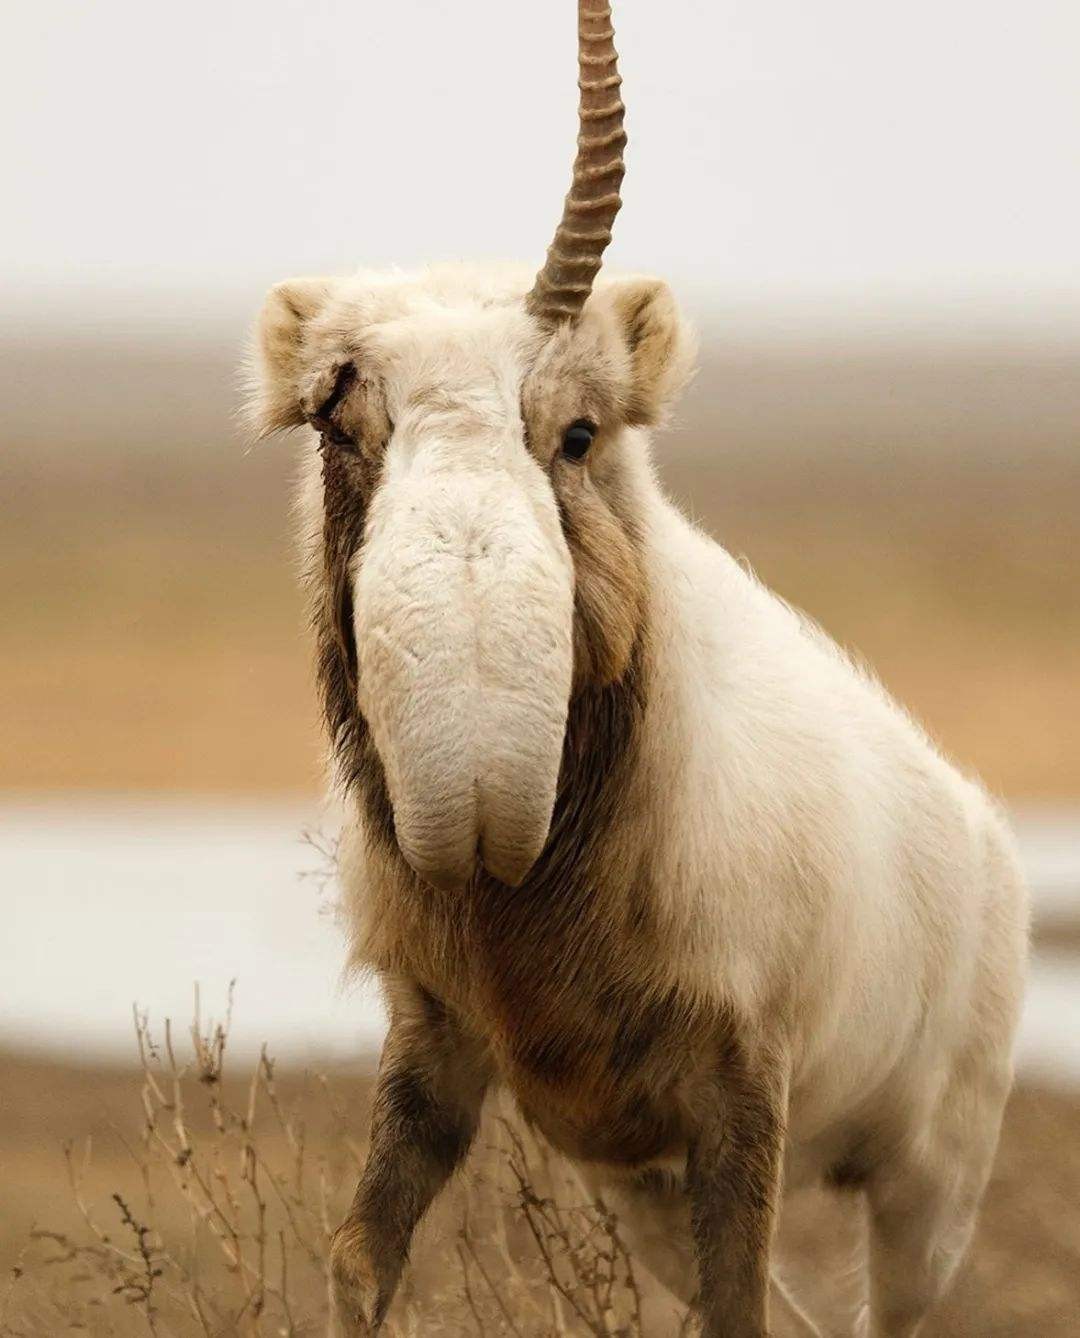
<box><xmin>2</xmin><ymin>1</ymin><xmax>1077</xmax><ymax>1332</ymax></box>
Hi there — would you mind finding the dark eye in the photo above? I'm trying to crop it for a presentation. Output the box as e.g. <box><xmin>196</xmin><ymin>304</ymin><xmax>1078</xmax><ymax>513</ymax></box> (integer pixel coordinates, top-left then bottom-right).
<box><xmin>561</xmin><ymin>419</ymin><xmax>596</xmax><ymax>461</ymax></box>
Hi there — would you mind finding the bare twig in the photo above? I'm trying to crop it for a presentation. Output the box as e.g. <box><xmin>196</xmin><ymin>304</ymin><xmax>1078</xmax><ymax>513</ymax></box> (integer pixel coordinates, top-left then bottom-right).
<box><xmin>456</xmin><ymin>1241</ymin><xmax>489</xmax><ymax>1338</ymax></box>
<box><xmin>110</xmin><ymin>1193</ymin><xmax>162</xmax><ymax>1334</ymax></box>
<box><xmin>460</xmin><ymin>1230</ymin><xmax>524</xmax><ymax>1338</ymax></box>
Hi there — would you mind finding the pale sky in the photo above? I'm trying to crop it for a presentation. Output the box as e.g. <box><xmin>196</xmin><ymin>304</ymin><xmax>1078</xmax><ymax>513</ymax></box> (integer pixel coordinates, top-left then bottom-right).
<box><xmin>4</xmin><ymin>0</ymin><xmax>1080</xmax><ymax>333</ymax></box>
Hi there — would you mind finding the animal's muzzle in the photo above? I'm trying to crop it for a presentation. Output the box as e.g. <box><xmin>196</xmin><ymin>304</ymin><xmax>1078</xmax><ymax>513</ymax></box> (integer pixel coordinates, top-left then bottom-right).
<box><xmin>351</xmin><ymin>469</ymin><xmax>574</xmax><ymax>890</ymax></box>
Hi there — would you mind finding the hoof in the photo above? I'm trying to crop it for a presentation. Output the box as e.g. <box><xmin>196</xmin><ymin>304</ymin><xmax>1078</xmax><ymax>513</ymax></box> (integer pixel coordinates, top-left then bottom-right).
<box><xmin>328</xmin><ymin>1236</ymin><xmax>380</xmax><ymax>1338</ymax></box>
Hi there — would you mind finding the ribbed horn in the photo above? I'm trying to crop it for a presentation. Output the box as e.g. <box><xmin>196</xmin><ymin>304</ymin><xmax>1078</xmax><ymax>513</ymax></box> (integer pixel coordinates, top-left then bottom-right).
<box><xmin>526</xmin><ymin>0</ymin><xmax>627</xmax><ymax>324</ymax></box>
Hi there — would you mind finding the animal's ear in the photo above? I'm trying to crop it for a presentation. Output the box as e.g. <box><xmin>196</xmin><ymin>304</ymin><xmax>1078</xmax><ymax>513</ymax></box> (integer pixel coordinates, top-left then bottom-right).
<box><xmin>246</xmin><ymin>277</ymin><xmax>342</xmax><ymax>436</ymax></box>
<box><xmin>603</xmin><ymin>277</ymin><xmax>697</xmax><ymax>427</ymax></box>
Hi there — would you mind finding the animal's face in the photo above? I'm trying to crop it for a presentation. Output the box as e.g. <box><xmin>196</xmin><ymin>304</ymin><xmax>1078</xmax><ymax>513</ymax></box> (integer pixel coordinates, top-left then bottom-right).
<box><xmin>249</xmin><ymin>264</ymin><xmax>693</xmax><ymax>890</ymax></box>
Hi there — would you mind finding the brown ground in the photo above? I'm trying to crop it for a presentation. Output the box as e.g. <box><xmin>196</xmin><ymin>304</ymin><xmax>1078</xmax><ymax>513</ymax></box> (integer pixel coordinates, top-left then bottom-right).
<box><xmin>1</xmin><ymin>1048</ymin><xmax>1077</xmax><ymax>1336</ymax></box>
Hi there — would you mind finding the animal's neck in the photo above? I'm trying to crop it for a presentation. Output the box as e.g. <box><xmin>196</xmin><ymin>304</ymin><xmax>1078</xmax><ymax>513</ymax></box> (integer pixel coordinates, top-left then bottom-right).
<box><xmin>529</xmin><ymin>465</ymin><xmax>694</xmax><ymax>903</ymax></box>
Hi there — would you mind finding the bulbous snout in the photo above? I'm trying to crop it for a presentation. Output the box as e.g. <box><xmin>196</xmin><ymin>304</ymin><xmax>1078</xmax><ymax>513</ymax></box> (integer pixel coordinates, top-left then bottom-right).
<box><xmin>352</xmin><ymin>465</ymin><xmax>574</xmax><ymax>890</ymax></box>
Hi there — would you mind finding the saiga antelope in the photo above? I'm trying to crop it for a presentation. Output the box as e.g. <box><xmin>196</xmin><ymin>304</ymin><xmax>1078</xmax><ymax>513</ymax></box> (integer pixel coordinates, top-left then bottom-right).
<box><xmin>247</xmin><ymin>2</ymin><xmax>1028</xmax><ymax>1333</ymax></box>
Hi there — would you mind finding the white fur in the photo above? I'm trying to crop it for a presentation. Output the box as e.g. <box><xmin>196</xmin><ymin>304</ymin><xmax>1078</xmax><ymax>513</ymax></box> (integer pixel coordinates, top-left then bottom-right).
<box><xmin>636</xmin><ymin>466</ymin><xmax>1026</xmax><ymax>1133</ymax></box>
<box><xmin>350</xmin><ymin>303</ymin><xmax>574</xmax><ymax>886</ymax></box>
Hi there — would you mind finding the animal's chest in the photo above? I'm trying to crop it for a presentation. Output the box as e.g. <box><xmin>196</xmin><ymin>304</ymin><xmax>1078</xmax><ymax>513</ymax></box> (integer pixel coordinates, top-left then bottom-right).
<box><xmin>403</xmin><ymin>889</ymin><xmax>703</xmax><ymax>1164</ymax></box>
<box><xmin>486</xmin><ymin>964</ymin><xmax>695</xmax><ymax>1162</ymax></box>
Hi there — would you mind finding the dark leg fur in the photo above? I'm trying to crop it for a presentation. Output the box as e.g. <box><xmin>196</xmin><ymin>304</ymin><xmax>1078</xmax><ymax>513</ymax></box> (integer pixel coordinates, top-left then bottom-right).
<box><xmin>686</xmin><ymin>1046</ymin><xmax>788</xmax><ymax>1338</ymax></box>
<box><xmin>329</xmin><ymin>982</ymin><xmax>490</xmax><ymax>1337</ymax></box>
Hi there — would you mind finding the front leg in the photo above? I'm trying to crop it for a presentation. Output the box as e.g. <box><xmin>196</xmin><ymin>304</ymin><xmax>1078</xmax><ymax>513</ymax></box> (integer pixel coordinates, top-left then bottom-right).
<box><xmin>686</xmin><ymin>1041</ymin><xmax>788</xmax><ymax>1338</ymax></box>
<box><xmin>329</xmin><ymin>978</ymin><xmax>490</xmax><ymax>1336</ymax></box>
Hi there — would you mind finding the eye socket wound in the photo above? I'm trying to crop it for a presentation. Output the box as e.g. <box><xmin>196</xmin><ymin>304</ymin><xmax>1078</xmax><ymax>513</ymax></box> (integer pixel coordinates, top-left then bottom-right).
<box><xmin>319</xmin><ymin>423</ymin><xmax>357</xmax><ymax>451</ymax></box>
<box><xmin>561</xmin><ymin>419</ymin><xmax>596</xmax><ymax>461</ymax></box>
<box><xmin>312</xmin><ymin>363</ymin><xmax>359</xmax><ymax>452</ymax></box>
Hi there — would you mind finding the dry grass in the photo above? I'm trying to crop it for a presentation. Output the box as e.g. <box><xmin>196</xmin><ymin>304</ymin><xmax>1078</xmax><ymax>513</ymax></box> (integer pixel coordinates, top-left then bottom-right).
<box><xmin>1</xmin><ymin>999</ymin><xmax>677</xmax><ymax>1338</ymax></box>
<box><xmin>2</xmin><ymin>997</ymin><xmax>1078</xmax><ymax>1337</ymax></box>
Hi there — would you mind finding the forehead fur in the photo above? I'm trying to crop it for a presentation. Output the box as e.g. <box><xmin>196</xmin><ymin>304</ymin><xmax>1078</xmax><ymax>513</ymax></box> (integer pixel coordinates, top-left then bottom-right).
<box><xmin>302</xmin><ymin>269</ymin><xmax>536</xmax><ymax>418</ymax></box>
<box><xmin>245</xmin><ymin>262</ymin><xmax>678</xmax><ymax>441</ymax></box>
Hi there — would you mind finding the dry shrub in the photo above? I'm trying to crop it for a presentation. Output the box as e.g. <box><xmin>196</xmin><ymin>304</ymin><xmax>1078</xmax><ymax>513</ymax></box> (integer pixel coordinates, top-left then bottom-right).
<box><xmin>2</xmin><ymin>988</ymin><xmax>669</xmax><ymax>1338</ymax></box>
